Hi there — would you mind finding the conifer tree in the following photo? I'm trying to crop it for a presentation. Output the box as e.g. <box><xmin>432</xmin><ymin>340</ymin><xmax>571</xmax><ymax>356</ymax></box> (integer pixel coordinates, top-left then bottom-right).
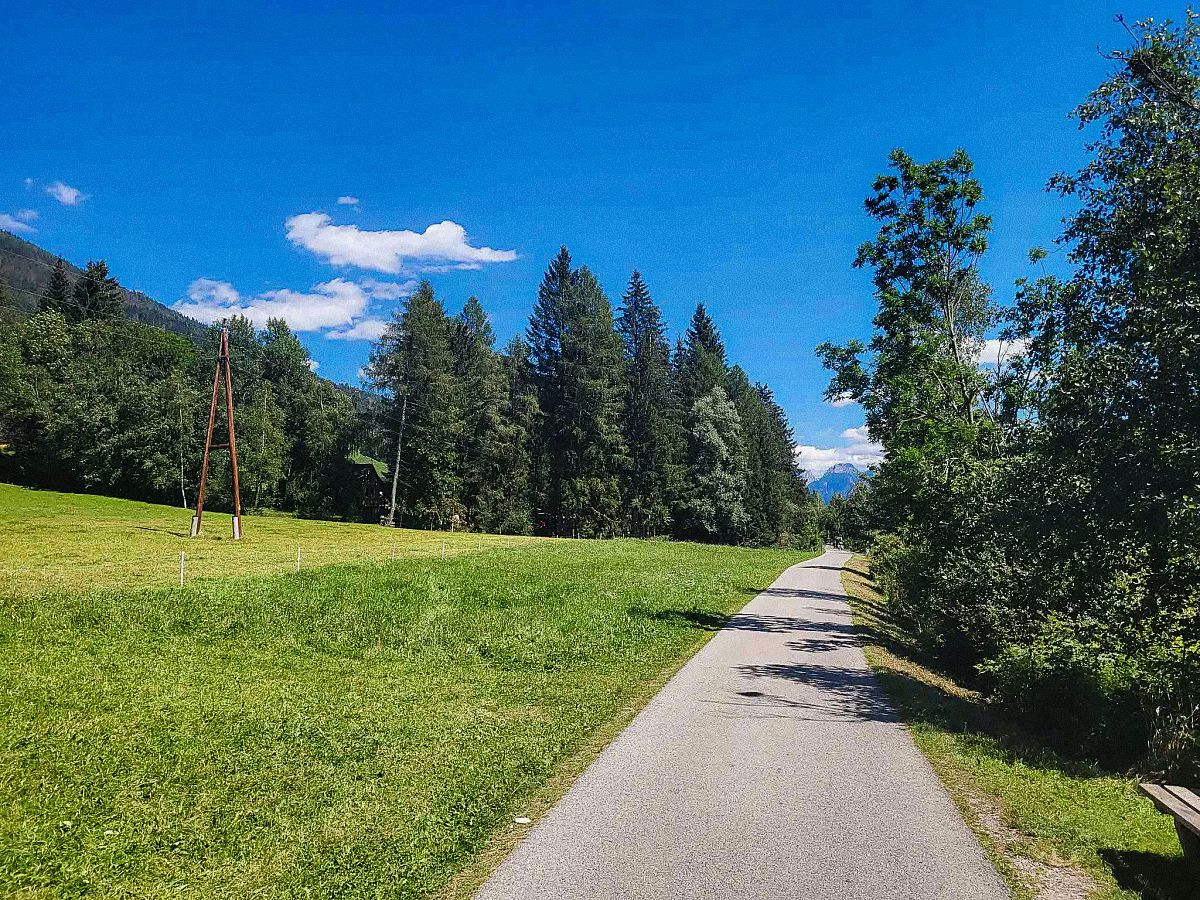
<box><xmin>451</xmin><ymin>296</ymin><xmax>511</xmax><ymax>530</ymax></box>
<box><xmin>616</xmin><ymin>271</ymin><xmax>679</xmax><ymax>536</ymax></box>
<box><xmin>676</xmin><ymin>303</ymin><xmax>728</xmax><ymax>405</ymax></box>
<box><xmin>526</xmin><ymin>249</ymin><xmax>627</xmax><ymax>536</ymax></box>
<box><xmin>483</xmin><ymin>336</ymin><xmax>537</xmax><ymax>533</ymax></box>
<box><xmin>367</xmin><ymin>281</ymin><xmax>462</xmax><ymax>528</ymax></box>
<box><xmin>726</xmin><ymin>367</ymin><xmax>803</xmax><ymax>545</ymax></box>
<box><xmin>40</xmin><ymin>259</ymin><xmax>72</xmax><ymax>315</ymax></box>
<box><xmin>70</xmin><ymin>260</ymin><xmax>123</xmax><ymax>322</ymax></box>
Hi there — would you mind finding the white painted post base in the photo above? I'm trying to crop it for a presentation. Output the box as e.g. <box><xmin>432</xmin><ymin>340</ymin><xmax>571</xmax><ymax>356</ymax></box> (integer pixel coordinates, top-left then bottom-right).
<box><xmin>190</xmin><ymin>515</ymin><xmax>200</xmax><ymax>537</ymax></box>
<box><xmin>232</xmin><ymin>516</ymin><xmax>242</xmax><ymax>541</ymax></box>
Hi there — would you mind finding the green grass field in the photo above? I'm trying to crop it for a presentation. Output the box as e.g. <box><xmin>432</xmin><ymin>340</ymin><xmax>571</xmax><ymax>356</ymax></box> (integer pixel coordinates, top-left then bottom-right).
<box><xmin>0</xmin><ymin>484</ymin><xmax>539</xmax><ymax>598</ymax></box>
<box><xmin>0</xmin><ymin>485</ymin><xmax>811</xmax><ymax>898</ymax></box>
<box><xmin>843</xmin><ymin>557</ymin><xmax>1192</xmax><ymax>900</ymax></box>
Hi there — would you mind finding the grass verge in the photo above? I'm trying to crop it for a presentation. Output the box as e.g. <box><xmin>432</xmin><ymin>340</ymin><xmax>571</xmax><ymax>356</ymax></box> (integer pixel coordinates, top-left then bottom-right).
<box><xmin>842</xmin><ymin>555</ymin><xmax>1193</xmax><ymax>900</ymax></box>
<box><xmin>0</xmin><ymin>483</ymin><xmax>538</xmax><ymax>598</ymax></box>
<box><xmin>0</xmin><ymin>496</ymin><xmax>811</xmax><ymax>898</ymax></box>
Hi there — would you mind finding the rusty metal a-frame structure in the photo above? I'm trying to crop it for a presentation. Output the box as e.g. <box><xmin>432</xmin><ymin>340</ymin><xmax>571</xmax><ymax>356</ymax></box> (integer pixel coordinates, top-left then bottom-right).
<box><xmin>190</xmin><ymin>326</ymin><xmax>243</xmax><ymax>540</ymax></box>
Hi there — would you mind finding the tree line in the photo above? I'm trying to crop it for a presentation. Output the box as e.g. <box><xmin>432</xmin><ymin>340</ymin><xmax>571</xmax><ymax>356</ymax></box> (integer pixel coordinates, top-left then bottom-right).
<box><xmin>365</xmin><ymin>248</ymin><xmax>819</xmax><ymax>546</ymax></box>
<box><xmin>0</xmin><ymin>249</ymin><xmax>821</xmax><ymax>549</ymax></box>
<box><xmin>821</xmin><ymin>14</ymin><xmax>1199</xmax><ymax>780</ymax></box>
<box><xmin>0</xmin><ymin>259</ymin><xmax>369</xmax><ymax>518</ymax></box>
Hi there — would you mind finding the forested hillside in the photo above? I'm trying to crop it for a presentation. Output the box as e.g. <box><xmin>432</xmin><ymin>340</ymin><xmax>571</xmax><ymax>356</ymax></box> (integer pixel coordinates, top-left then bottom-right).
<box><xmin>0</xmin><ymin>230</ymin><xmax>207</xmax><ymax>339</ymax></box>
<box><xmin>0</xmin><ymin>242</ymin><xmax>820</xmax><ymax>547</ymax></box>
<box><xmin>821</xmin><ymin>15</ymin><xmax>1199</xmax><ymax>781</ymax></box>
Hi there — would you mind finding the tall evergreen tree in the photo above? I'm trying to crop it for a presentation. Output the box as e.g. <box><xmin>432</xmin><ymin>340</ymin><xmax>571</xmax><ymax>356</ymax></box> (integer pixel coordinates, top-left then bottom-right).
<box><xmin>69</xmin><ymin>260</ymin><xmax>124</xmax><ymax>322</ymax></box>
<box><xmin>526</xmin><ymin>249</ymin><xmax>627</xmax><ymax>536</ymax></box>
<box><xmin>367</xmin><ymin>281</ymin><xmax>462</xmax><ymax>528</ymax></box>
<box><xmin>481</xmin><ymin>336</ymin><xmax>538</xmax><ymax>533</ymax></box>
<box><xmin>677</xmin><ymin>303</ymin><xmax>728</xmax><ymax>404</ymax></box>
<box><xmin>616</xmin><ymin>271</ymin><xmax>679</xmax><ymax>536</ymax></box>
<box><xmin>726</xmin><ymin>367</ymin><xmax>804</xmax><ymax>545</ymax></box>
<box><xmin>40</xmin><ymin>259</ymin><xmax>72</xmax><ymax>315</ymax></box>
<box><xmin>451</xmin><ymin>296</ymin><xmax>515</xmax><ymax>530</ymax></box>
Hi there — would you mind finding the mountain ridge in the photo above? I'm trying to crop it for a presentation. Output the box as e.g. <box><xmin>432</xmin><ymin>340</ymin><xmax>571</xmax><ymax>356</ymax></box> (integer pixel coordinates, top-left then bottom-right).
<box><xmin>808</xmin><ymin>462</ymin><xmax>867</xmax><ymax>504</ymax></box>
<box><xmin>0</xmin><ymin>229</ymin><xmax>206</xmax><ymax>341</ymax></box>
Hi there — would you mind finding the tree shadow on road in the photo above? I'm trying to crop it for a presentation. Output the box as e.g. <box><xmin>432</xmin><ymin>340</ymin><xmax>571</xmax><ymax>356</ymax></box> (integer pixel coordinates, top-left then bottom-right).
<box><xmin>737</xmin><ymin>586</ymin><xmax>847</xmax><ymax>603</ymax></box>
<box><xmin>733</xmin><ymin>661</ymin><xmax>898</xmax><ymax>721</ymax></box>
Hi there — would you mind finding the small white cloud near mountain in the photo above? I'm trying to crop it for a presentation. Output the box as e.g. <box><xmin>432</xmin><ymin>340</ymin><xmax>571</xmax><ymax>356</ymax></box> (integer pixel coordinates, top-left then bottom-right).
<box><xmin>794</xmin><ymin>424</ymin><xmax>882</xmax><ymax>481</ymax></box>
<box><xmin>0</xmin><ymin>212</ymin><xmax>36</xmax><ymax>233</ymax></box>
<box><xmin>285</xmin><ymin>213</ymin><xmax>517</xmax><ymax>275</ymax></box>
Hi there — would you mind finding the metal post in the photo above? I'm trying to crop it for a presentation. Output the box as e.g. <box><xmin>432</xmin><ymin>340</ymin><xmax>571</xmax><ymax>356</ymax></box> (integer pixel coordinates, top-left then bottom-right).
<box><xmin>222</xmin><ymin>329</ymin><xmax>243</xmax><ymax>540</ymax></box>
<box><xmin>189</xmin><ymin>327</ymin><xmax>244</xmax><ymax>540</ymax></box>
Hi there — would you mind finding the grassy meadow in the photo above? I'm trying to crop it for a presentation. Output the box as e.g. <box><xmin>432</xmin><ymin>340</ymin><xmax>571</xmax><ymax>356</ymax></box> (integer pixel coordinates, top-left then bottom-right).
<box><xmin>0</xmin><ymin>485</ymin><xmax>811</xmax><ymax>898</ymax></box>
<box><xmin>0</xmin><ymin>483</ymin><xmax>538</xmax><ymax>597</ymax></box>
<box><xmin>842</xmin><ymin>558</ymin><xmax>1192</xmax><ymax>900</ymax></box>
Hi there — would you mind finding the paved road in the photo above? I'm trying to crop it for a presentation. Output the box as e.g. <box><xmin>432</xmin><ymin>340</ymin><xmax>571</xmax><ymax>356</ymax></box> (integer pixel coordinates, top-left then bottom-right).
<box><xmin>474</xmin><ymin>549</ymin><xmax>1008</xmax><ymax>900</ymax></box>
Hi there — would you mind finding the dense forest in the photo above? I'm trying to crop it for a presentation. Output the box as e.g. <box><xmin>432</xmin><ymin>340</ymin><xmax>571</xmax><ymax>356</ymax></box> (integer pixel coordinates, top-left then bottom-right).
<box><xmin>0</xmin><ymin>244</ymin><xmax>821</xmax><ymax>548</ymax></box>
<box><xmin>821</xmin><ymin>15</ymin><xmax>1199</xmax><ymax>780</ymax></box>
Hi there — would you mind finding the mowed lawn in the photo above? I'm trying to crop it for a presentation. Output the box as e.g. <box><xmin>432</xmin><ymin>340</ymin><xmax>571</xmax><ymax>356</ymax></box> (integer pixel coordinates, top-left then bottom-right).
<box><xmin>0</xmin><ymin>483</ymin><xmax>539</xmax><ymax>597</ymax></box>
<box><xmin>0</xmin><ymin>486</ymin><xmax>812</xmax><ymax>898</ymax></box>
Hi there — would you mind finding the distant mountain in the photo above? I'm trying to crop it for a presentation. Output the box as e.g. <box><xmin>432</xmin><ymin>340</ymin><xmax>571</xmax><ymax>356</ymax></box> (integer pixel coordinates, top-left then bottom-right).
<box><xmin>808</xmin><ymin>463</ymin><xmax>867</xmax><ymax>504</ymax></box>
<box><xmin>0</xmin><ymin>229</ymin><xmax>206</xmax><ymax>341</ymax></box>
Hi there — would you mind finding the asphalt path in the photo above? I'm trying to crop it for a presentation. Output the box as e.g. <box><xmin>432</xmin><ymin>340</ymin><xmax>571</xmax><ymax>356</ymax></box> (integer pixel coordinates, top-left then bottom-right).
<box><xmin>474</xmin><ymin>549</ymin><xmax>1008</xmax><ymax>899</ymax></box>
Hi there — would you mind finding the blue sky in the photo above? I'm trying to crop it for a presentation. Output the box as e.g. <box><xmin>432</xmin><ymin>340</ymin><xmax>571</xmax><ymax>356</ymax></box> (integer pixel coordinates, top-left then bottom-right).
<box><xmin>1</xmin><ymin>1</ymin><xmax>1175</xmax><ymax>472</ymax></box>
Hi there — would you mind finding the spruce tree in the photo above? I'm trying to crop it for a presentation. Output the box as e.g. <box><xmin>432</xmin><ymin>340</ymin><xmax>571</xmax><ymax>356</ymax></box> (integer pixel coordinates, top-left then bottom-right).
<box><xmin>487</xmin><ymin>336</ymin><xmax>537</xmax><ymax>533</ymax></box>
<box><xmin>526</xmin><ymin>247</ymin><xmax>574</xmax><ymax>531</ymax></box>
<box><xmin>677</xmin><ymin>303</ymin><xmax>728</xmax><ymax>404</ymax></box>
<box><xmin>451</xmin><ymin>296</ymin><xmax>511</xmax><ymax>530</ymax></box>
<box><xmin>526</xmin><ymin>249</ymin><xmax>628</xmax><ymax>537</ymax></box>
<box><xmin>367</xmin><ymin>281</ymin><xmax>462</xmax><ymax>528</ymax></box>
<box><xmin>616</xmin><ymin>271</ymin><xmax>679</xmax><ymax>536</ymax></box>
<box><xmin>40</xmin><ymin>259</ymin><xmax>72</xmax><ymax>315</ymax></box>
<box><xmin>726</xmin><ymin>367</ymin><xmax>800</xmax><ymax>545</ymax></box>
<box><xmin>70</xmin><ymin>260</ymin><xmax>123</xmax><ymax>322</ymax></box>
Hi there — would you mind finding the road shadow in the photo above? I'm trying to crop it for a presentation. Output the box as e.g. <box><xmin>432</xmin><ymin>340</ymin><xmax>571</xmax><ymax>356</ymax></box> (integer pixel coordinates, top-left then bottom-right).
<box><xmin>1099</xmin><ymin>848</ymin><xmax>1195</xmax><ymax>899</ymax></box>
<box><xmin>738</xmin><ymin>586</ymin><xmax>848</xmax><ymax>603</ymax></box>
<box><xmin>733</xmin><ymin>661</ymin><xmax>898</xmax><ymax>721</ymax></box>
<box><xmin>786</xmin><ymin>633</ymin><xmax>860</xmax><ymax>652</ymax></box>
<box><xmin>645</xmin><ymin>609</ymin><xmax>860</xmax><ymax>635</ymax></box>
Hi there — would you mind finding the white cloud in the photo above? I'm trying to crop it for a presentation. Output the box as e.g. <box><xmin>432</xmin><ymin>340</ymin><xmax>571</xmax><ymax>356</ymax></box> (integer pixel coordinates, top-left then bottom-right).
<box><xmin>285</xmin><ymin>213</ymin><xmax>517</xmax><ymax>274</ymax></box>
<box><xmin>327</xmin><ymin>318</ymin><xmax>390</xmax><ymax>341</ymax></box>
<box><xmin>173</xmin><ymin>277</ymin><xmax>371</xmax><ymax>332</ymax></box>
<box><xmin>336</xmin><ymin>196</ymin><xmax>360</xmax><ymax>206</ymax></box>
<box><xmin>307</xmin><ymin>359</ymin><xmax>319</xmax><ymax>372</ymax></box>
<box><xmin>15</xmin><ymin>209</ymin><xmax>38</xmax><ymax>222</ymax></box>
<box><xmin>0</xmin><ymin>213</ymin><xmax>36</xmax><ymax>234</ymax></box>
<box><xmin>828</xmin><ymin>393</ymin><xmax>857</xmax><ymax>407</ymax></box>
<box><xmin>45</xmin><ymin>181</ymin><xmax>87</xmax><ymax>206</ymax></box>
<box><xmin>840</xmin><ymin>425</ymin><xmax>871</xmax><ymax>444</ymax></box>
<box><xmin>977</xmin><ymin>337</ymin><xmax>1028</xmax><ymax>368</ymax></box>
<box><xmin>360</xmin><ymin>278</ymin><xmax>418</xmax><ymax>300</ymax></box>
<box><xmin>22</xmin><ymin>178</ymin><xmax>33</xmax><ymax>190</ymax></box>
<box><xmin>794</xmin><ymin>423</ymin><xmax>883</xmax><ymax>480</ymax></box>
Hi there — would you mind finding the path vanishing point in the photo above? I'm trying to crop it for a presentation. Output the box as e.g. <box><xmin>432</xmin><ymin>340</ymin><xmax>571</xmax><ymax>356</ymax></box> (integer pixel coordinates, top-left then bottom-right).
<box><xmin>474</xmin><ymin>549</ymin><xmax>1009</xmax><ymax>899</ymax></box>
